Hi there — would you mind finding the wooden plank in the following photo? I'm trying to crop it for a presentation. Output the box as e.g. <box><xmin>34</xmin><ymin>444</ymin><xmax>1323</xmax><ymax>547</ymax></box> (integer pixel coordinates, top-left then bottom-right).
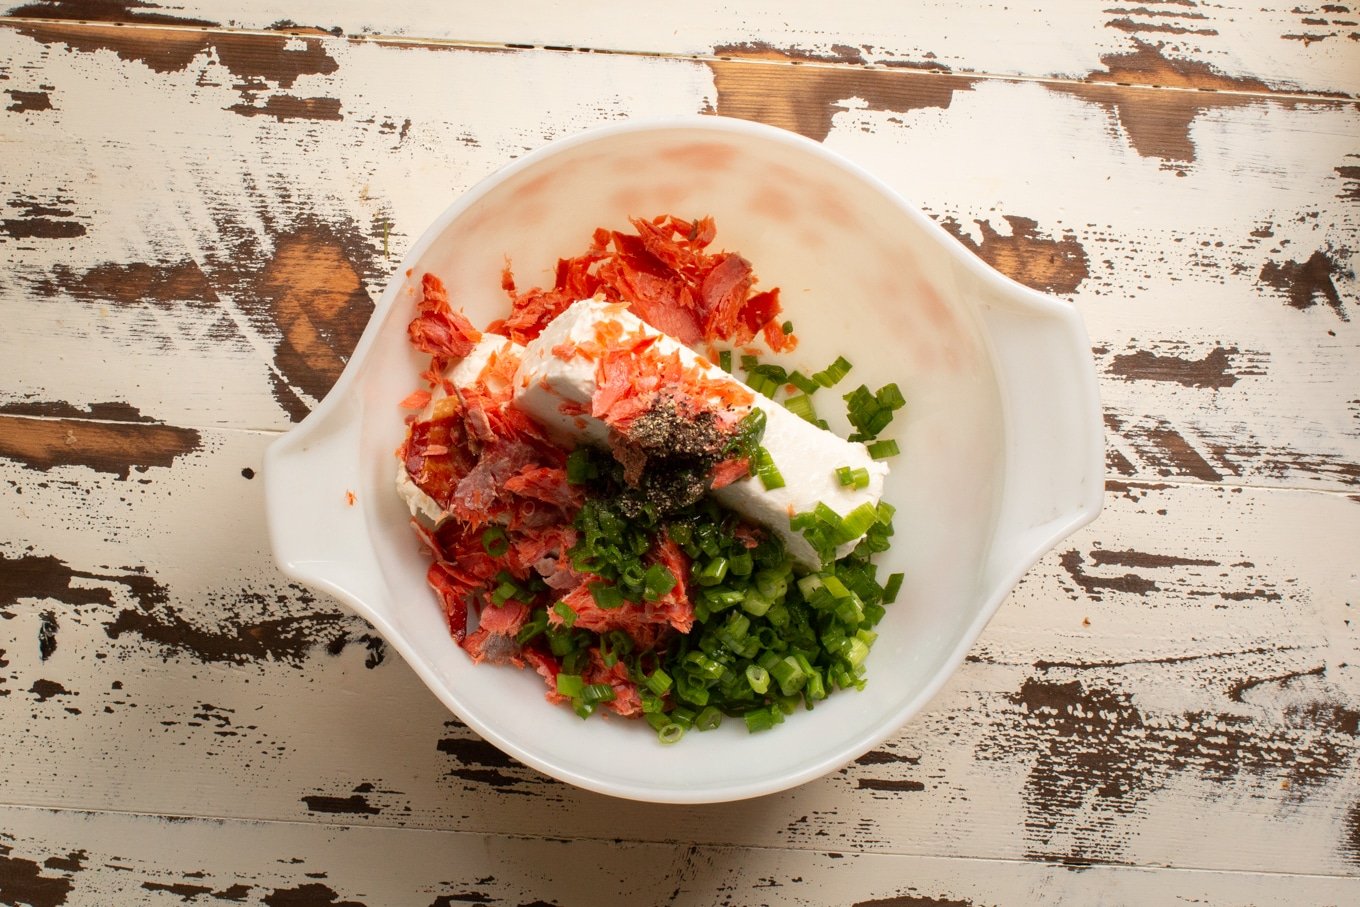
<box><xmin>0</xmin><ymin>804</ymin><xmax>689</xmax><ymax>906</ymax></box>
<box><xmin>1</xmin><ymin>24</ymin><xmax>1356</xmax><ymax>492</ymax></box>
<box><xmin>1</xmin><ymin>418</ymin><xmax>1356</xmax><ymax>875</ymax></box>
<box><xmin>1</xmin><ymin>805</ymin><xmax>1357</xmax><ymax>906</ymax></box>
<box><xmin>2</xmin><ymin>0</ymin><xmax>1355</xmax><ymax>97</ymax></box>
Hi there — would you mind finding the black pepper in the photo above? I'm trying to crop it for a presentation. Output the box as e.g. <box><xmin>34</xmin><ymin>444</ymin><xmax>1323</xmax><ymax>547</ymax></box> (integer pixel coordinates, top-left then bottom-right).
<box><xmin>606</xmin><ymin>397</ymin><xmax>730</xmax><ymax>518</ymax></box>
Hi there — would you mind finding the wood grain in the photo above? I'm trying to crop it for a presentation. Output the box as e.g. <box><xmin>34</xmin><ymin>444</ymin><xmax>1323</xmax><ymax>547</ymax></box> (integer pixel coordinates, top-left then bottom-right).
<box><xmin>1</xmin><ymin>15</ymin><xmax>1357</xmax><ymax>901</ymax></box>
<box><xmin>1</xmin><ymin>417</ymin><xmax>1355</xmax><ymax>874</ymax></box>
<box><xmin>3</xmin><ymin>0</ymin><xmax>1355</xmax><ymax>97</ymax></box>
<box><xmin>1</xmin><ymin>805</ymin><xmax>1357</xmax><ymax>906</ymax></box>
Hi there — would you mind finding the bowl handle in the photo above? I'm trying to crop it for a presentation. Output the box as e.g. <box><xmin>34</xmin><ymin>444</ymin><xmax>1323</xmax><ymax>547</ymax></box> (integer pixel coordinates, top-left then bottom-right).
<box><xmin>262</xmin><ymin>399</ymin><xmax>387</xmax><ymax>623</ymax></box>
<box><xmin>973</xmin><ymin>276</ymin><xmax>1105</xmax><ymax>589</ymax></box>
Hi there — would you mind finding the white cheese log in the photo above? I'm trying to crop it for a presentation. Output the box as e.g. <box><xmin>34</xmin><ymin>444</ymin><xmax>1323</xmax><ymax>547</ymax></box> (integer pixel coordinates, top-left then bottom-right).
<box><xmin>396</xmin><ymin>334</ymin><xmax>524</xmax><ymax>522</ymax></box>
<box><xmin>512</xmin><ymin>299</ymin><xmax>888</xmax><ymax>568</ymax></box>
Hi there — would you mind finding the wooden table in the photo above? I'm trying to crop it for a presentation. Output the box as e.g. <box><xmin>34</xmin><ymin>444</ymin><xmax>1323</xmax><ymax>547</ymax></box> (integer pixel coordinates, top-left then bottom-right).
<box><xmin>2</xmin><ymin>2</ymin><xmax>1357</xmax><ymax>904</ymax></box>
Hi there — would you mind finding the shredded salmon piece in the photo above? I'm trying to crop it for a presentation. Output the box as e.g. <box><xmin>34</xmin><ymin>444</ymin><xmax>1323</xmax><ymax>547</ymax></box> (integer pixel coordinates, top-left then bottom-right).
<box><xmin>408</xmin><ymin>273</ymin><xmax>482</xmax><ymax>360</ymax></box>
<box><xmin>399</xmin><ymin>389</ymin><xmax>433</xmax><ymax>410</ymax></box>
<box><xmin>495</xmin><ymin>215</ymin><xmax>794</xmax><ymax>350</ymax></box>
<box><xmin>710</xmin><ymin>456</ymin><xmax>751</xmax><ymax>489</ymax></box>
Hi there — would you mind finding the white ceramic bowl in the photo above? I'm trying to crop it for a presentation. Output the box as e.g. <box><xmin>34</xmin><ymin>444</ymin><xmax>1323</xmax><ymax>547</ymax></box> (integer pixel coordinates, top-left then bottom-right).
<box><xmin>264</xmin><ymin>116</ymin><xmax>1103</xmax><ymax>803</ymax></box>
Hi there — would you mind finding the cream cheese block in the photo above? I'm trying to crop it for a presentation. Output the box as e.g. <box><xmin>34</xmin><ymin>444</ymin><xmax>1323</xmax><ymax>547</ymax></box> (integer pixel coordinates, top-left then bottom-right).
<box><xmin>512</xmin><ymin>299</ymin><xmax>888</xmax><ymax>567</ymax></box>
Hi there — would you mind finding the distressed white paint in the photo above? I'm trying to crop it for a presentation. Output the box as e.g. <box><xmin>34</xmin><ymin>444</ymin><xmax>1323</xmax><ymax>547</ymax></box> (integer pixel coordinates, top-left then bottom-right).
<box><xmin>6</xmin><ymin>0</ymin><xmax>1354</xmax><ymax>94</ymax></box>
<box><xmin>2</xmin><ymin>804</ymin><xmax>1356</xmax><ymax>905</ymax></box>
<box><xmin>1</xmin><ymin>16</ymin><xmax>1358</xmax><ymax>902</ymax></box>
<box><xmin>1</xmin><ymin>423</ymin><xmax>1356</xmax><ymax>874</ymax></box>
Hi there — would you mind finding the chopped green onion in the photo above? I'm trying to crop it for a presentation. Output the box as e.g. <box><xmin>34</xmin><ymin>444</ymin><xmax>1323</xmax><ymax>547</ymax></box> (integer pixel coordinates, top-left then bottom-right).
<box><xmin>812</xmin><ymin>355</ymin><xmax>853</xmax><ymax>388</ymax></box>
<box><xmin>741</xmin><ymin>588</ymin><xmax>772</xmax><ymax>617</ymax></box>
<box><xmin>480</xmin><ymin>526</ymin><xmax>509</xmax><ymax>558</ymax></box>
<box><xmin>589</xmin><ymin>581</ymin><xmax>624</xmax><ymax>610</ymax></box>
<box><xmin>582</xmin><ymin>683</ymin><xmax>616</xmax><ymax>704</ymax></box>
<box><xmin>784</xmin><ymin>393</ymin><xmax>818</xmax><ymax>425</ymax></box>
<box><xmin>843</xmin><ymin>637</ymin><xmax>871</xmax><ymax>669</ymax></box>
<box><xmin>813</xmin><ymin>501</ymin><xmax>842</xmax><ymax>527</ymax></box>
<box><xmin>490</xmin><ymin>579</ymin><xmax>520</xmax><ymax>606</ymax></box>
<box><xmin>867</xmin><ymin>438</ymin><xmax>900</xmax><ymax>459</ymax></box>
<box><xmin>781</xmin><ymin>320</ymin><xmax>794</xmax><ymax>335</ymax></box>
<box><xmin>703</xmin><ymin>588</ymin><xmax>744</xmax><ymax>609</ymax></box>
<box><xmin>752</xmin><ymin>446</ymin><xmax>785</xmax><ymax>490</ymax></box>
<box><xmin>696</xmin><ymin>557</ymin><xmax>729</xmax><ymax>587</ymax></box>
<box><xmin>565</xmin><ymin>447</ymin><xmax>596</xmax><ymax>485</ymax></box>
<box><xmin>685</xmin><ymin>650</ymin><xmax>726</xmax><ymax>681</ymax></box>
<box><xmin>552</xmin><ymin>600</ymin><xmax>577</xmax><ymax>628</ymax></box>
<box><xmin>657</xmin><ymin>722</ymin><xmax>685</xmax><ymax>744</ymax></box>
<box><xmin>744</xmin><ymin>706</ymin><xmax>782</xmax><ymax>733</ymax></box>
<box><xmin>844</xmin><ymin>382</ymin><xmax>906</xmax><ymax>441</ymax></box>
<box><xmin>745</xmin><ymin>663</ymin><xmax>771</xmax><ymax>695</ymax></box>
<box><xmin>556</xmin><ymin>673</ymin><xmax>585</xmax><ymax>698</ymax></box>
<box><xmin>515</xmin><ymin>608</ymin><xmax>548</xmax><ymax>644</ymax></box>
<box><xmin>838</xmin><ymin>502</ymin><xmax>880</xmax><ymax>543</ymax></box>
<box><xmin>719</xmin><ymin>349</ymin><xmax>733</xmax><ymax>373</ymax></box>
<box><xmin>882</xmin><ymin>572</ymin><xmax>904</xmax><ymax>604</ymax></box>
<box><xmin>771</xmin><ymin>655</ymin><xmax>808</xmax><ymax>696</ymax></box>
<box><xmin>836</xmin><ymin>465</ymin><xmax>871</xmax><ymax>489</ymax></box>
<box><xmin>877</xmin><ymin>382</ymin><xmax>906</xmax><ymax>410</ymax></box>
<box><xmin>573</xmin><ymin>700</ymin><xmax>596</xmax><ymax>719</ymax></box>
<box><xmin>787</xmin><ymin>371</ymin><xmax>820</xmax><ymax>395</ymax></box>
<box><xmin>726</xmin><ymin>407</ymin><xmax>767</xmax><ymax>460</ymax></box>
<box><xmin>728</xmin><ymin>550</ymin><xmax>754</xmax><ymax>577</ymax></box>
<box><xmin>643</xmin><ymin>563</ymin><xmax>677</xmax><ymax>601</ymax></box>
<box><xmin>694</xmin><ymin>705</ymin><xmax>723</xmax><ymax>731</ymax></box>
<box><xmin>821</xmin><ymin>573</ymin><xmax>852</xmax><ymax>600</ymax></box>
<box><xmin>646</xmin><ymin>668</ymin><xmax>673</xmax><ymax>696</ymax></box>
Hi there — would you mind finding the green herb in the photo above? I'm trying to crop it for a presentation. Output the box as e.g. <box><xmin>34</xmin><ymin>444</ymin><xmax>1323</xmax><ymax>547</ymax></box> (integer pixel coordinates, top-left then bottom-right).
<box><xmin>752</xmin><ymin>446</ymin><xmax>785</xmax><ymax>490</ymax></box>
<box><xmin>812</xmin><ymin>355</ymin><xmax>852</xmax><ymax>388</ymax></box>
<box><xmin>844</xmin><ymin>382</ymin><xmax>905</xmax><ymax>441</ymax></box>
<box><xmin>784</xmin><ymin>393</ymin><xmax>818</xmax><ymax>425</ymax></box>
<box><xmin>787</xmin><ymin>371</ymin><xmax>820</xmax><ymax>395</ymax></box>
<box><xmin>867</xmin><ymin>438</ymin><xmax>900</xmax><ymax>459</ymax></box>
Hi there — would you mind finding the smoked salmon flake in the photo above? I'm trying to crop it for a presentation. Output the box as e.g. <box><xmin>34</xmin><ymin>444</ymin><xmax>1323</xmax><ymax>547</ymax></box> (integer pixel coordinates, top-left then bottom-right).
<box><xmin>495</xmin><ymin>215</ymin><xmax>796</xmax><ymax>351</ymax></box>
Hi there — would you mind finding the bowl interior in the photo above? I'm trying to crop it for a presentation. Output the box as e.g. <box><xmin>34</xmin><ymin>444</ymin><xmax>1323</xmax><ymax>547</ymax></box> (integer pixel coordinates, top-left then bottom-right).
<box><xmin>354</xmin><ymin>121</ymin><xmax>1005</xmax><ymax>801</ymax></box>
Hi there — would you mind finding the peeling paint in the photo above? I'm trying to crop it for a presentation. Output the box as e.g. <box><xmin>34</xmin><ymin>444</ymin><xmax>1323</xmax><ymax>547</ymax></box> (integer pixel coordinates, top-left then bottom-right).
<box><xmin>1259</xmin><ymin>248</ymin><xmax>1353</xmax><ymax>320</ymax></box>
<box><xmin>1107</xmin><ymin>345</ymin><xmax>1263</xmax><ymax>389</ymax></box>
<box><xmin>300</xmin><ymin>794</ymin><xmax>380</xmax><ymax>816</ymax></box>
<box><xmin>1057</xmin><ymin>41</ymin><xmax>1273</xmax><ymax>163</ymax></box>
<box><xmin>0</xmin><ymin>553</ymin><xmax>167</xmax><ymax>614</ymax></box>
<box><xmin>0</xmin><ymin>412</ymin><xmax>202</xmax><ymax>479</ymax></box>
<box><xmin>0</xmin><ymin>196</ymin><xmax>85</xmax><ymax>240</ymax></box>
<box><xmin>6</xmin><ymin>88</ymin><xmax>52</xmax><ymax>112</ymax></box>
<box><xmin>105</xmin><ymin>603</ymin><xmax>350</xmax><ymax>666</ymax></box>
<box><xmin>6</xmin><ymin>0</ymin><xmax>217</xmax><ymax>27</ymax></box>
<box><xmin>0</xmin><ymin>843</ymin><xmax>74</xmax><ymax>907</ymax></box>
<box><xmin>239</xmin><ymin>227</ymin><xmax>376</xmax><ymax>420</ymax></box>
<box><xmin>937</xmin><ymin>215</ymin><xmax>1089</xmax><ymax>293</ymax></box>
<box><xmin>34</xmin><ymin>260</ymin><xmax>218</xmax><ymax>306</ymax></box>
<box><xmin>262</xmin><ymin>882</ymin><xmax>365</xmax><ymax>907</ymax></box>
<box><xmin>978</xmin><ymin>674</ymin><xmax>1360</xmax><ymax>864</ymax></box>
<box><xmin>709</xmin><ymin>53</ymin><xmax>972</xmax><ymax>142</ymax></box>
<box><xmin>229</xmin><ymin>95</ymin><xmax>343</xmax><ymax>122</ymax></box>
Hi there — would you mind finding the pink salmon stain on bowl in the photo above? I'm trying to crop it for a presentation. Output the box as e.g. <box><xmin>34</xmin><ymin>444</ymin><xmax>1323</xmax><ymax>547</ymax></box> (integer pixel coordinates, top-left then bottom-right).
<box><xmin>748</xmin><ymin>183</ymin><xmax>798</xmax><ymax>221</ymax></box>
<box><xmin>658</xmin><ymin>141</ymin><xmax>740</xmax><ymax>170</ymax></box>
